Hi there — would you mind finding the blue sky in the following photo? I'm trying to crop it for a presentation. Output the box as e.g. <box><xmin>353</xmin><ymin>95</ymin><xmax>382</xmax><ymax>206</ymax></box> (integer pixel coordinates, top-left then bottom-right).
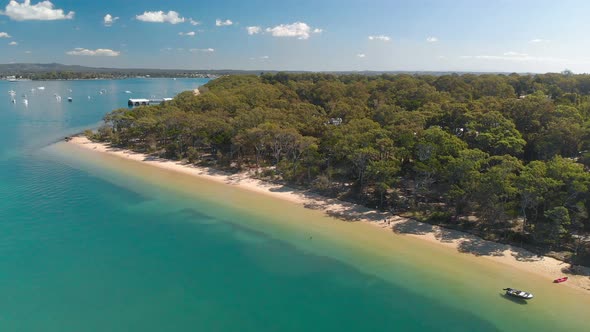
<box><xmin>0</xmin><ymin>0</ymin><xmax>589</xmax><ymax>72</ymax></box>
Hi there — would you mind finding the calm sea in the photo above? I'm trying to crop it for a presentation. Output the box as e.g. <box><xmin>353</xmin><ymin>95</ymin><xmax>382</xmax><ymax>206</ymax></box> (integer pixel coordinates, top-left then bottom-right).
<box><xmin>0</xmin><ymin>79</ymin><xmax>588</xmax><ymax>332</ymax></box>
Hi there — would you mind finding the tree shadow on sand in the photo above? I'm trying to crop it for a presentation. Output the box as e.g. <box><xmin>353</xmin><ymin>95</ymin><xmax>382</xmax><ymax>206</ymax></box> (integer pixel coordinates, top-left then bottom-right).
<box><xmin>324</xmin><ymin>208</ymin><xmax>388</xmax><ymax>223</ymax></box>
<box><xmin>392</xmin><ymin>219</ymin><xmax>435</xmax><ymax>235</ymax></box>
<box><xmin>434</xmin><ymin>227</ymin><xmax>458</xmax><ymax>243</ymax></box>
<box><xmin>457</xmin><ymin>238</ymin><xmax>505</xmax><ymax>257</ymax></box>
<box><xmin>269</xmin><ymin>185</ymin><xmax>298</xmax><ymax>193</ymax></box>
<box><xmin>325</xmin><ymin>209</ymin><xmax>364</xmax><ymax>222</ymax></box>
<box><xmin>510</xmin><ymin>249</ymin><xmax>543</xmax><ymax>262</ymax></box>
<box><xmin>561</xmin><ymin>264</ymin><xmax>590</xmax><ymax>279</ymax></box>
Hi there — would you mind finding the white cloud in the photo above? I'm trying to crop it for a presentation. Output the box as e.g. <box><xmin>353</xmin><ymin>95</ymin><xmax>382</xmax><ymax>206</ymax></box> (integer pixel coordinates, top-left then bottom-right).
<box><xmin>8</xmin><ymin>41</ymin><xmax>17</xmax><ymax>46</ymax></box>
<box><xmin>0</xmin><ymin>32</ymin><xmax>10</xmax><ymax>38</ymax></box>
<box><xmin>529</xmin><ymin>38</ymin><xmax>550</xmax><ymax>43</ymax></box>
<box><xmin>190</xmin><ymin>48</ymin><xmax>214</xmax><ymax>53</ymax></box>
<box><xmin>247</xmin><ymin>26</ymin><xmax>261</xmax><ymax>35</ymax></box>
<box><xmin>357</xmin><ymin>53</ymin><xmax>366</xmax><ymax>58</ymax></box>
<box><xmin>24</xmin><ymin>50</ymin><xmax>31</xmax><ymax>53</ymax></box>
<box><xmin>178</xmin><ymin>31</ymin><xmax>196</xmax><ymax>36</ymax></box>
<box><xmin>368</xmin><ymin>35</ymin><xmax>391</xmax><ymax>42</ymax></box>
<box><xmin>313</xmin><ymin>28</ymin><xmax>323</xmax><ymax>34</ymax></box>
<box><xmin>103</xmin><ymin>14</ymin><xmax>119</xmax><ymax>27</ymax></box>
<box><xmin>2</xmin><ymin>0</ymin><xmax>74</xmax><ymax>21</ymax></box>
<box><xmin>265</xmin><ymin>22</ymin><xmax>321</xmax><ymax>40</ymax></box>
<box><xmin>136</xmin><ymin>10</ymin><xmax>184</xmax><ymax>24</ymax></box>
<box><xmin>189</xmin><ymin>18</ymin><xmax>200</xmax><ymax>26</ymax></box>
<box><xmin>426</xmin><ymin>36</ymin><xmax>438</xmax><ymax>43</ymax></box>
<box><xmin>215</xmin><ymin>19</ymin><xmax>232</xmax><ymax>26</ymax></box>
<box><xmin>66</xmin><ymin>48</ymin><xmax>120</xmax><ymax>56</ymax></box>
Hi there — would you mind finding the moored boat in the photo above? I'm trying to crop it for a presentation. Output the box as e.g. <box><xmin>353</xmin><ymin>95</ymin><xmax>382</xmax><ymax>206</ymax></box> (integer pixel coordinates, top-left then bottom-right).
<box><xmin>553</xmin><ymin>277</ymin><xmax>568</xmax><ymax>283</ymax></box>
<box><xmin>503</xmin><ymin>288</ymin><xmax>533</xmax><ymax>299</ymax></box>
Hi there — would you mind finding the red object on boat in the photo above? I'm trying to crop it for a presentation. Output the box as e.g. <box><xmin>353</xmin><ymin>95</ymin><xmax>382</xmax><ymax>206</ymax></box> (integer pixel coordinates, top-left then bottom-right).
<box><xmin>553</xmin><ymin>277</ymin><xmax>568</xmax><ymax>283</ymax></box>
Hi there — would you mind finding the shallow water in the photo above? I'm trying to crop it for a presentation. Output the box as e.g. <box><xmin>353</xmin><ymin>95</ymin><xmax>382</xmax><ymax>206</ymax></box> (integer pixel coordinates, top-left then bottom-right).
<box><xmin>1</xmin><ymin>79</ymin><xmax>588</xmax><ymax>331</ymax></box>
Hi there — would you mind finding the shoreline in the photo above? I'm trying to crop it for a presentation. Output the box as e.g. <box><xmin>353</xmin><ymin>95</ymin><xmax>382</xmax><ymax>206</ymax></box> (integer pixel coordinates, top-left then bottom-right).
<box><xmin>68</xmin><ymin>136</ymin><xmax>590</xmax><ymax>294</ymax></box>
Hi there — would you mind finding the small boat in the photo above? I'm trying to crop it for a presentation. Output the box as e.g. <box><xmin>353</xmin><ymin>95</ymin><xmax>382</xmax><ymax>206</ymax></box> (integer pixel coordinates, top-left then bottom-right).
<box><xmin>67</xmin><ymin>97</ymin><xmax>73</xmax><ymax>102</ymax></box>
<box><xmin>23</xmin><ymin>99</ymin><xmax>28</xmax><ymax>106</ymax></box>
<box><xmin>125</xmin><ymin>90</ymin><xmax>132</xmax><ymax>94</ymax></box>
<box><xmin>37</xmin><ymin>86</ymin><xmax>45</xmax><ymax>90</ymax></box>
<box><xmin>553</xmin><ymin>277</ymin><xmax>568</xmax><ymax>283</ymax></box>
<box><xmin>503</xmin><ymin>288</ymin><xmax>533</xmax><ymax>299</ymax></box>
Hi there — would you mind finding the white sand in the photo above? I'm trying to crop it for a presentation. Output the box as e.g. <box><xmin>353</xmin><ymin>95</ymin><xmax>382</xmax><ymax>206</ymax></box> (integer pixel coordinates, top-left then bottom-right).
<box><xmin>69</xmin><ymin>136</ymin><xmax>590</xmax><ymax>293</ymax></box>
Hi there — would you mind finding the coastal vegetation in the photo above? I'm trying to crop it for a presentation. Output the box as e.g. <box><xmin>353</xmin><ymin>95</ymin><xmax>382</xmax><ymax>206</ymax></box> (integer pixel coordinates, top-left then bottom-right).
<box><xmin>90</xmin><ymin>72</ymin><xmax>590</xmax><ymax>265</ymax></box>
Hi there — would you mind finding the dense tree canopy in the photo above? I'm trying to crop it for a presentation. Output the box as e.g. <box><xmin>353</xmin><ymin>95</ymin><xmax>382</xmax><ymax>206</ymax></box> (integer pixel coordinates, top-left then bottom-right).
<box><xmin>93</xmin><ymin>72</ymin><xmax>590</xmax><ymax>261</ymax></box>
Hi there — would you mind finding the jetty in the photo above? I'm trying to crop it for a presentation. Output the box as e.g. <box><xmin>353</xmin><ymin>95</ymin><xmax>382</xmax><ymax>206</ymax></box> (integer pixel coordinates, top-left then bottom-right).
<box><xmin>128</xmin><ymin>98</ymin><xmax>173</xmax><ymax>107</ymax></box>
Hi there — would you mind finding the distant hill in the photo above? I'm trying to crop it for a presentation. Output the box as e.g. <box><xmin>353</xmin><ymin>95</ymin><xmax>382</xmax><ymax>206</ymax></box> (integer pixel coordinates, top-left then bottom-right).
<box><xmin>0</xmin><ymin>63</ymin><xmax>250</xmax><ymax>77</ymax></box>
<box><xmin>0</xmin><ymin>63</ymin><xmax>529</xmax><ymax>78</ymax></box>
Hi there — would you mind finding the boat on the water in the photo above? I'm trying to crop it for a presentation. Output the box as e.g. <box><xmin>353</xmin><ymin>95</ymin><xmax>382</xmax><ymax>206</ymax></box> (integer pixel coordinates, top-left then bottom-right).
<box><xmin>503</xmin><ymin>288</ymin><xmax>533</xmax><ymax>299</ymax></box>
<box><xmin>67</xmin><ymin>97</ymin><xmax>73</xmax><ymax>102</ymax></box>
<box><xmin>6</xmin><ymin>76</ymin><xmax>31</xmax><ymax>82</ymax></box>
<box><xmin>554</xmin><ymin>277</ymin><xmax>568</xmax><ymax>283</ymax></box>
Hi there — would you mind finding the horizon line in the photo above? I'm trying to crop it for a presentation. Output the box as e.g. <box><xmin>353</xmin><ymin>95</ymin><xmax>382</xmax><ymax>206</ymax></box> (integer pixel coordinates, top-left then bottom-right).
<box><xmin>0</xmin><ymin>62</ymin><xmax>583</xmax><ymax>75</ymax></box>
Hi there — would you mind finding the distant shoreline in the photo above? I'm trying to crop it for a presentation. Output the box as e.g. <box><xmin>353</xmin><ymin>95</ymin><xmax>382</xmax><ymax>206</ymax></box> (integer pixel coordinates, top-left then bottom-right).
<box><xmin>67</xmin><ymin>135</ymin><xmax>590</xmax><ymax>294</ymax></box>
<box><xmin>1</xmin><ymin>77</ymin><xmax>212</xmax><ymax>82</ymax></box>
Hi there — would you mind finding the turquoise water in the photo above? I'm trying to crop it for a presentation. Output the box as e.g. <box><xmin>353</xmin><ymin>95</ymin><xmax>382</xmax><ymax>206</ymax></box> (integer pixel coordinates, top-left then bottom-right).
<box><xmin>0</xmin><ymin>79</ymin><xmax>587</xmax><ymax>331</ymax></box>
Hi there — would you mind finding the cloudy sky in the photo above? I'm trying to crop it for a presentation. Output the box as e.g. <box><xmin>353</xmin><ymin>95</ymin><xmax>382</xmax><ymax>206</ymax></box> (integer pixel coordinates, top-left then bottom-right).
<box><xmin>0</xmin><ymin>0</ymin><xmax>589</xmax><ymax>72</ymax></box>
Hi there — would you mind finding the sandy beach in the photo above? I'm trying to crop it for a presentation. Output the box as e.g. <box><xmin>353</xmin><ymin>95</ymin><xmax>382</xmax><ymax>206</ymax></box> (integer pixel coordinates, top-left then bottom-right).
<box><xmin>68</xmin><ymin>136</ymin><xmax>590</xmax><ymax>293</ymax></box>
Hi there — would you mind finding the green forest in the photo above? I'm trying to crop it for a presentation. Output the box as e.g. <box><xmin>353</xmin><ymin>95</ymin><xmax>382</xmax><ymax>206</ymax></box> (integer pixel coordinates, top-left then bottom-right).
<box><xmin>90</xmin><ymin>72</ymin><xmax>590</xmax><ymax>264</ymax></box>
